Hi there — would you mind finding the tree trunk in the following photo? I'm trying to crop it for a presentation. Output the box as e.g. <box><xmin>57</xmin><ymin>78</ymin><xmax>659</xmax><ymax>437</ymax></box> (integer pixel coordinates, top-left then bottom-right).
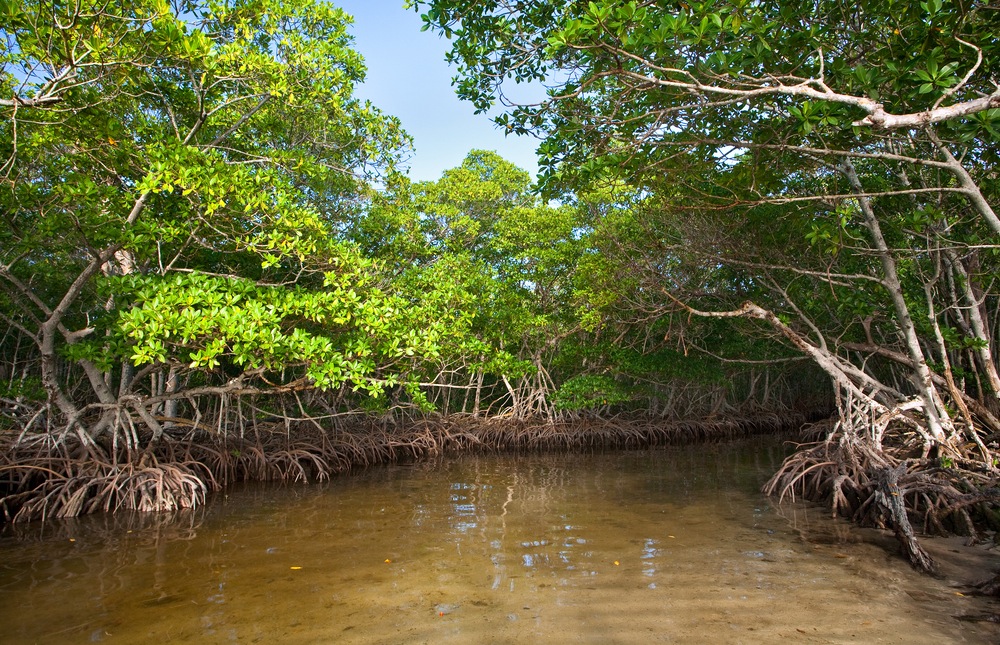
<box><xmin>873</xmin><ymin>464</ymin><xmax>935</xmax><ymax>573</ymax></box>
<box><xmin>840</xmin><ymin>159</ymin><xmax>951</xmax><ymax>445</ymax></box>
<box><xmin>945</xmin><ymin>249</ymin><xmax>1000</xmax><ymax>398</ymax></box>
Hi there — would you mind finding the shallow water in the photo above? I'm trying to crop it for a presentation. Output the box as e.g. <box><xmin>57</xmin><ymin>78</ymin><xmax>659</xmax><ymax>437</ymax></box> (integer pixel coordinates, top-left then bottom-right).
<box><xmin>2</xmin><ymin>437</ymin><xmax>998</xmax><ymax>644</ymax></box>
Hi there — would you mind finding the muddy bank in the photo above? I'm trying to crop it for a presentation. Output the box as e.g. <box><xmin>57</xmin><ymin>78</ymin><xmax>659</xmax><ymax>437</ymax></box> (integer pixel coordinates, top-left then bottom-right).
<box><xmin>785</xmin><ymin>506</ymin><xmax>1000</xmax><ymax>629</ymax></box>
<box><xmin>916</xmin><ymin>536</ymin><xmax>1000</xmax><ymax>603</ymax></box>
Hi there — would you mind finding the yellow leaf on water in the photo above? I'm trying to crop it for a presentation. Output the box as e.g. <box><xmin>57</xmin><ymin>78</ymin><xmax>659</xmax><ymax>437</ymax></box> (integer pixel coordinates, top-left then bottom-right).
<box><xmin>614</xmin><ymin>561</ymin><xmax>620</xmax><ymax>566</ymax></box>
<box><xmin>290</xmin><ymin>566</ymin><xmax>302</xmax><ymax>570</ymax></box>
<box><xmin>384</xmin><ymin>559</ymin><xmax>392</xmax><ymax>564</ymax></box>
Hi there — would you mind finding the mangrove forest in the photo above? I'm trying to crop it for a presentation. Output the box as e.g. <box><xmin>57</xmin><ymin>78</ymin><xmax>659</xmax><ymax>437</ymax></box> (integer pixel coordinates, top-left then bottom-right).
<box><xmin>2</xmin><ymin>0</ymin><xmax>1000</xmax><ymax>603</ymax></box>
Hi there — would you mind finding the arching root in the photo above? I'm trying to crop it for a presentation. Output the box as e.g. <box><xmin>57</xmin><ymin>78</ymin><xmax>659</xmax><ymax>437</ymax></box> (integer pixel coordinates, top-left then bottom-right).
<box><xmin>2</xmin><ymin>411</ymin><xmax>806</xmax><ymax>523</ymax></box>
<box><xmin>765</xmin><ymin>416</ymin><xmax>1000</xmax><ymax>575</ymax></box>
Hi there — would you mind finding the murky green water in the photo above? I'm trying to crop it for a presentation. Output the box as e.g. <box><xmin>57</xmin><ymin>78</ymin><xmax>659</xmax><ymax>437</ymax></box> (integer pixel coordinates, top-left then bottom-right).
<box><xmin>2</xmin><ymin>437</ymin><xmax>998</xmax><ymax>644</ymax></box>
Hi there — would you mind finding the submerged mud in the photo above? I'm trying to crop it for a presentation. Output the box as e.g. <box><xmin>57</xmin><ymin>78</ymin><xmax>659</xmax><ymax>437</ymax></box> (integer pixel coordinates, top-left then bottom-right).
<box><xmin>2</xmin><ymin>437</ymin><xmax>998</xmax><ymax>644</ymax></box>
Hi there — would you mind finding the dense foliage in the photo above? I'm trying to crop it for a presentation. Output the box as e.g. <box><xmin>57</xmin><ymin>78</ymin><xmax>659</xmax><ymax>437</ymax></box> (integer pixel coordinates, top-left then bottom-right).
<box><xmin>1</xmin><ymin>0</ymin><xmax>793</xmax><ymax>455</ymax></box>
<box><xmin>0</xmin><ymin>0</ymin><xmax>496</xmax><ymax>444</ymax></box>
<box><xmin>413</xmin><ymin>0</ymin><xmax>1000</xmax><ymax>451</ymax></box>
<box><xmin>8</xmin><ymin>0</ymin><xmax>1000</xmax><ymax>557</ymax></box>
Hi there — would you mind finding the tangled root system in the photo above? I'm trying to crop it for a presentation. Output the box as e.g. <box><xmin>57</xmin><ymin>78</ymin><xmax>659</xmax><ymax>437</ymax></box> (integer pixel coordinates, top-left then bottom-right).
<box><xmin>764</xmin><ymin>419</ymin><xmax>1000</xmax><ymax>574</ymax></box>
<box><xmin>1</xmin><ymin>411</ymin><xmax>805</xmax><ymax>523</ymax></box>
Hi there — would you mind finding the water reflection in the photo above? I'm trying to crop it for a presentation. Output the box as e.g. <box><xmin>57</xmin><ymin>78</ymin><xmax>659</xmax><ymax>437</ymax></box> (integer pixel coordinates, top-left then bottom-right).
<box><xmin>1</xmin><ymin>437</ymin><xmax>997</xmax><ymax>644</ymax></box>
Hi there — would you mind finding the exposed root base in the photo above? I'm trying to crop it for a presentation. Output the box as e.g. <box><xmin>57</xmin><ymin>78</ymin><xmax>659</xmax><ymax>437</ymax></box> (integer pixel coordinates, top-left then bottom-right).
<box><xmin>765</xmin><ymin>420</ymin><xmax>1000</xmax><ymax>576</ymax></box>
<box><xmin>1</xmin><ymin>412</ymin><xmax>805</xmax><ymax>524</ymax></box>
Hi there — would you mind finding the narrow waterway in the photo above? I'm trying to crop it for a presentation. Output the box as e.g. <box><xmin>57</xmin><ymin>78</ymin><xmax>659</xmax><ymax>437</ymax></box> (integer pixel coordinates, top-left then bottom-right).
<box><xmin>2</xmin><ymin>437</ymin><xmax>997</xmax><ymax>644</ymax></box>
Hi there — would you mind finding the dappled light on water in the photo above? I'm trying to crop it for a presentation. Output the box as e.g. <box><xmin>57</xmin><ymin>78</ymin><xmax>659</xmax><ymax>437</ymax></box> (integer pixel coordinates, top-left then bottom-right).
<box><xmin>2</xmin><ymin>438</ymin><xmax>997</xmax><ymax>643</ymax></box>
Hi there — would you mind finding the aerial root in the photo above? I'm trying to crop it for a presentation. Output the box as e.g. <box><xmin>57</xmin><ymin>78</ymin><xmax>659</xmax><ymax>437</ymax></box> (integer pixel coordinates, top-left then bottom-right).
<box><xmin>765</xmin><ymin>420</ymin><xmax>1000</xmax><ymax>574</ymax></box>
<box><xmin>1</xmin><ymin>411</ymin><xmax>806</xmax><ymax>523</ymax></box>
<box><xmin>0</xmin><ymin>456</ymin><xmax>210</xmax><ymax>522</ymax></box>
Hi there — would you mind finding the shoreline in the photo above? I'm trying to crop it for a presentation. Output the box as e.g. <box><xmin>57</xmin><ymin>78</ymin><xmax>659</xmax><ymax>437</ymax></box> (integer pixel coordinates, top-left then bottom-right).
<box><xmin>1</xmin><ymin>411</ymin><xmax>812</xmax><ymax>524</ymax></box>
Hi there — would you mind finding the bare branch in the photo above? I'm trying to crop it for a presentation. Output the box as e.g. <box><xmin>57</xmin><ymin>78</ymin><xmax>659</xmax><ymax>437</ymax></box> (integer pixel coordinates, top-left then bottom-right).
<box><xmin>583</xmin><ymin>43</ymin><xmax>1000</xmax><ymax>131</ymax></box>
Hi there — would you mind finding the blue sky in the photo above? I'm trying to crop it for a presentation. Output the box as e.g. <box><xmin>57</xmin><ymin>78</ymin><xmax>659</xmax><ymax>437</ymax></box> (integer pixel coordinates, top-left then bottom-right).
<box><xmin>336</xmin><ymin>1</ymin><xmax>541</xmax><ymax>182</ymax></box>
